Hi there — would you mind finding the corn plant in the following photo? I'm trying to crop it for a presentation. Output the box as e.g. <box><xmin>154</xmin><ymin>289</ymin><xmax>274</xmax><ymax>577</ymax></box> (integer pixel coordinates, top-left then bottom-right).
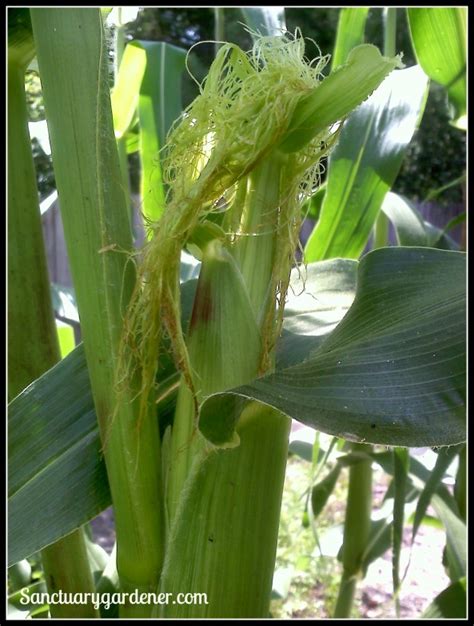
<box><xmin>8</xmin><ymin>7</ymin><xmax>466</xmax><ymax>619</ymax></box>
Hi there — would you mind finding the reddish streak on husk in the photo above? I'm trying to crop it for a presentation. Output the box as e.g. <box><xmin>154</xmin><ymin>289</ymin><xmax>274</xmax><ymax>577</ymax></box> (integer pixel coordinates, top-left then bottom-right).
<box><xmin>189</xmin><ymin>278</ymin><xmax>213</xmax><ymax>332</ymax></box>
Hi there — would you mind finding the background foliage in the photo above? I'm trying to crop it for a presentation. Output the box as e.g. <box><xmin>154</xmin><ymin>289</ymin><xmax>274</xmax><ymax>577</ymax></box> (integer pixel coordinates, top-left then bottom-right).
<box><xmin>26</xmin><ymin>7</ymin><xmax>465</xmax><ymax>208</ymax></box>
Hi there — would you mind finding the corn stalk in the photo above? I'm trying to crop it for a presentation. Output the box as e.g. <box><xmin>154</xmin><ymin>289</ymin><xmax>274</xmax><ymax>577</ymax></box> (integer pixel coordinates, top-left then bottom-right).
<box><xmin>30</xmin><ymin>8</ymin><xmax>164</xmax><ymax>616</ymax></box>
<box><xmin>8</xmin><ymin>10</ymin><xmax>97</xmax><ymax>617</ymax></box>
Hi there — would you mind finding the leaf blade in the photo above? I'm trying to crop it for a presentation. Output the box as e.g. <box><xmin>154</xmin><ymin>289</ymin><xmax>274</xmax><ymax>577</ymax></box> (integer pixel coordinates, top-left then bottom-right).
<box><xmin>200</xmin><ymin>248</ymin><xmax>466</xmax><ymax>448</ymax></box>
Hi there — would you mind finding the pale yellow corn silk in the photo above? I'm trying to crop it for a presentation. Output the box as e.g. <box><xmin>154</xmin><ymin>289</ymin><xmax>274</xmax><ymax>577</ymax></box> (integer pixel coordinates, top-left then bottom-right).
<box><xmin>117</xmin><ymin>30</ymin><xmax>339</xmax><ymax>423</ymax></box>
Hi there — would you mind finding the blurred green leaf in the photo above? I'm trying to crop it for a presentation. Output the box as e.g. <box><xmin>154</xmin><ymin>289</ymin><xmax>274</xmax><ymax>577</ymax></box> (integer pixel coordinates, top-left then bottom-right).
<box><xmin>56</xmin><ymin>321</ymin><xmax>75</xmax><ymax>358</ymax></box>
<box><xmin>112</xmin><ymin>40</ymin><xmax>187</xmax><ymax>222</ymax></box>
<box><xmin>408</xmin><ymin>8</ymin><xmax>466</xmax><ymax>129</ymax></box>
<box><xmin>411</xmin><ymin>445</ymin><xmax>461</xmax><ymax>543</ymax></box>
<box><xmin>311</xmin><ymin>464</ymin><xmax>342</xmax><ymax>518</ymax></box>
<box><xmin>137</xmin><ymin>41</ymin><xmax>187</xmax><ymax>223</ymax></box>
<box><xmin>421</xmin><ymin>577</ymin><xmax>466</xmax><ymax>618</ymax></box>
<box><xmin>361</xmin><ymin>518</ymin><xmax>392</xmax><ymax>575</ymax></box>
<box><xmin>331</xmin><ymin>8</ymin><xmax>369</xmax><ymax>69</ymax></box>
<box><xmin>381</xmin><ymin>192</ymin><xmax>428</xmax><ymax>246</ymax></box>
<box><xmin>305</xmin><ymin>65</ymin><xmax>429</xmax><ymax>261</ymax></box>
<box><xmin>431</xmin><ymin>494</ymin><xmax>466</xmax><ymax>581</ymax></box>
<box><xmin>381</xmin><ymin>192</ymin><xmax>459</xmax><ymax>250</ymax></box>
<box><xmin>111</xmin><ymin>42</ymin><xmax>147</xmax><ymax>139</ymax></box>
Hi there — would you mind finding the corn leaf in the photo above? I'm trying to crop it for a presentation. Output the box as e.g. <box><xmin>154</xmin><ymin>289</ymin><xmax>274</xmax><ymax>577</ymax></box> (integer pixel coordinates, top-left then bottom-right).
<box><xmin>111</xmin><ymin>40</ymin><xmax>187</xmax><ymax>223</ymax></box>
<box><xmin>8</xmin><ymin>344</ymin><xmax>109</xmax><ymax>566</ymax></box>
<box><xmin>200</xmin><ymin>247</ymin><xmax>466</xmax><ymax>448</ymax></box>
<box><xmin>56</xmin><ymin>321</ymin><xmax>75</xmax><ymax>357</ymax></box>
<box><xmin>407</xmin><ymin>8</ymin><xmax>466</xmax><ymax>129</ymax></box>
<box><xmin>111</xmin><ymin>42</ymin><xmax>146</xmax><ymax>139</ymax></box>
<box><xmin>305</xmin><ymin>65</ymin><xmax>429</xmax><ymax>261</ymax></box>
<box><xmin>277</xmin><ymin>258</ymin><xmax>357</xmax><ymax>369</ymax></box>
<box><xmin>370</xmin><ymin>450</ymin><xmax>459</xmax><ymax>515</ymax></box>
<box><xmin>331</xmin><ymin>7</ymin><xmax>369</xmax><ymax>69</ymax></box>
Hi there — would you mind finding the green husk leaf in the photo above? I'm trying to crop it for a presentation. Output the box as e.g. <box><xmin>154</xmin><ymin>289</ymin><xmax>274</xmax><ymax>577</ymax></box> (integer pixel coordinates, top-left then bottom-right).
<box><xmin>280</xmin><ymin>44</ymin><xmax>404</xmax><ymax>153</ymax></box>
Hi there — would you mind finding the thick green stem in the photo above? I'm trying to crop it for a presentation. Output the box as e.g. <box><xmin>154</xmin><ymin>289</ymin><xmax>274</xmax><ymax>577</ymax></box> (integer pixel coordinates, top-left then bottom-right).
<box><xmin>334</xmin><ymin>443</ymin><xmax>372</xmax><ymax>618</ymax></box>
<box><xmin>41</xmin><ymin>529</ymin><xmax>98</xmax><ymax>618</ymax></box>
<box><xmin>334</xmin><ymin>572</ymin><xmax>357</xmax><ymax>619</ymax></box>
<box><xmin>8</xmin><ymin>56</ymin><xmax>97</xmax><ymax>617</ymax></box>
<box><xmin>30</xmin><ymin>9</ymin><xmax>164</xmax><ymax>615</ymax></box>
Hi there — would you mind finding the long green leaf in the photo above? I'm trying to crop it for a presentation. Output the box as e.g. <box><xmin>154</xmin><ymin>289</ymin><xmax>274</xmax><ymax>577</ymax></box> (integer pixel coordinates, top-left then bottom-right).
<box><xmin>331</xmin><ymin>8</ymin><xmax>369</xmax><ymax>69</ymax></box>
<box><xmin>200</xmin><ymin>247</ymin><xmax>466</xmax><ymax>448</ymax></box>
<box><xmin>8</xmin><ymin>345</ymin><xmax>109</xmax><ymax>567</ymax></box>
<box><xmin>407</xmin><ymin>8</ymin><xmax>466</xmax><ymax>129</ymax></box>
<box><xmin>111</xmin><ymin>42</ymin><xmax>146</xmax><ymax>138</ymax></box>
<box><xmin>305</xmin><ymin>65</ymin><xmax>429</xmax><ymax>261</ymax></box>
<box><xmin>136</xmin><ymin>41</ymin><xmax>187</xmax><ymax>223</ymax></box>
